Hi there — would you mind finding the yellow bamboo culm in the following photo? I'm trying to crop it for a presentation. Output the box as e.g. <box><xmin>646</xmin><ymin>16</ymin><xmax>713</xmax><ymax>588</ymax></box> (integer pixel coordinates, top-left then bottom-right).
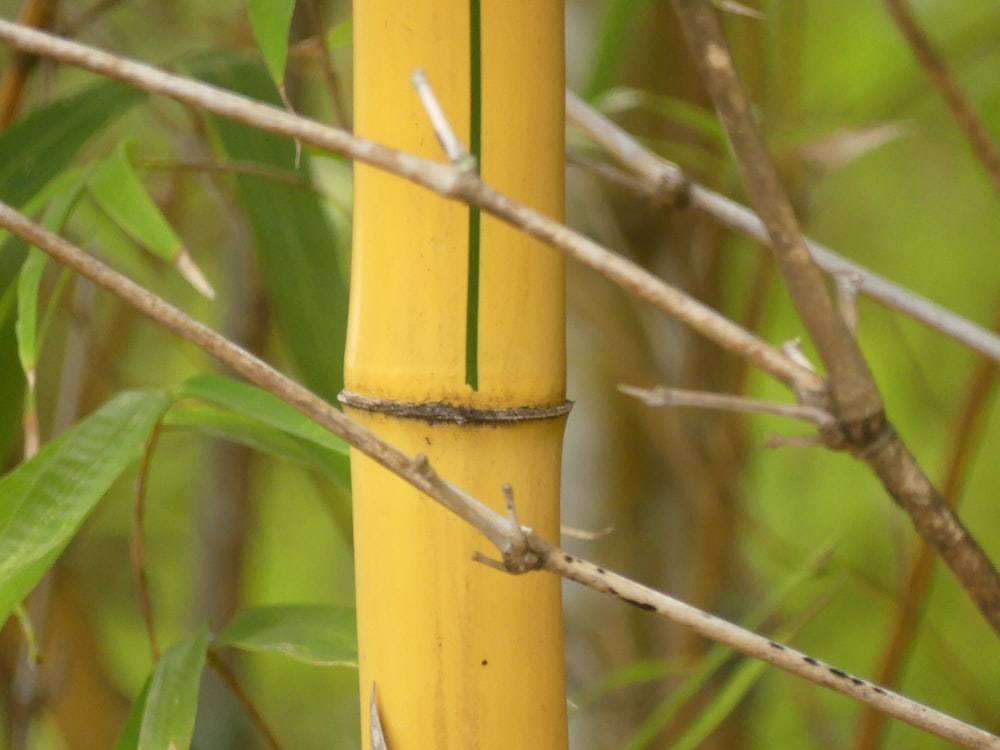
<box><xmin>346</xmin><ymin>1</ymin><xmax>567</xmax><ymax>747</ymax></box>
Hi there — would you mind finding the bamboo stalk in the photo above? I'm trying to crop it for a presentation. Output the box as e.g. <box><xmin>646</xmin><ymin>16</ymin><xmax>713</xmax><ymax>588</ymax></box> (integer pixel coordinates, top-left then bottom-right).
<box><xmin>346</xmin><ymin>2</ymin><xmax>569</xmax><ymax>747</ymax></box>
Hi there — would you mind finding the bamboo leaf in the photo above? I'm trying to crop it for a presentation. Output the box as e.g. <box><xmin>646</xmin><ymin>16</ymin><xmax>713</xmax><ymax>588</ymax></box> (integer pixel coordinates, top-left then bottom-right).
<box><xmin>192</xmin><ymin>53</ymin><xmax>349</xmax><ymax>401</ymax></box>
<box><xmin>114</xmin><ymin>678</ymin><xmax>151</xmax><ymax>750</ymax></box>
<box><xmin>669</xmin><ymin>658</ymin><xmax>768</xmax><ymax>750</ymax></box>
<box><xmin>87</xmin><ymin>139</ymin><xmax>214</xmax><ymax>298</ymax></box>
<box><xmin>582</xmin><ymin>0</ymin><xmax>647</xmax><ymax>100</ymax></box>
<box><xmin>163</xmin><ymin>404</ymin><xmax>349</xmax><ymax>483</ymax></box>
<box><xmin>128</xmin><ymin>627</ymin><xmax>210</xmax><ymax>750</ymax></box>
<box><xmin>0</xmin><ymin>80</ymin><xmax>143</xmax><ymax>209</ymax></box>
<box><xmin>216</xmin><ymin>604</ymin><xmax>357</xmax><ymax>667</ymax></box>
<box><xmin>247</xmin><ymin>0</ymin><xmax>296</xmax><ymax>87</ymax></box>
<box><xmin>0</xmin><ymin>390</ymin><xmax>171</xmax><ymax>625</ymax></box>
<box><xmin>173</xmin><ymin>374</ymin><xmax>345</xmax><ymax>454</ymax></box>
<box><xmin>0</xmin><ymin>81</ymin><xmax>143</xmax><ymax>461</ymax></box>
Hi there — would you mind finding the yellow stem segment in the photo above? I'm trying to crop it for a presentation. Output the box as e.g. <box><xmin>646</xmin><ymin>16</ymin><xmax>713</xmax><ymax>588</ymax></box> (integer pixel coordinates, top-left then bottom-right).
<box><xmin>347</xmin><ymin>1</ymin><xmax>567</xmax><ymax>748</ymax></box>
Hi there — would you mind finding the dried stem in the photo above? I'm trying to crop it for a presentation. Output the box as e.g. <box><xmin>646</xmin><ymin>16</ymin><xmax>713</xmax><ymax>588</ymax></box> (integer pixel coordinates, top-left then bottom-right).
<box><xmin>617</xmin><ymin>383</ymin><xmax>834</xmax><ymax>428</ymax></box>
<box><xmin>131</xmin><ymin>420</ymin><xmax>163</xmax><ymax>661</ymax></box>
<box><xmin>207</xmin><ymin>650</ymin><xmax>283</xmax><ymax>750</ymax></box>
<box><xmin>0</xmin><ymin>18</ymin><xmax>820</xmax><ymax>398</ymax></box>
<box><xmin>566</xmin><ymin>92</ymin><xmax>1000</xmax><ymax>365</ymax></box>
<box><xmin>852</xmin><ymin>300</ymin><xmax>1000</xmax><ymax>750</ymax></box>
<box><xmin>671</xmin><ymin>0</ymin><xmax>880</xmax><ymax>427</ymax></box>
<box><xmin>882</xmin><ymin>0</ymin><xmax>1000</xmax><ymax>203</ymax></box>
<box><xmin>0</xmin><ymin>197</ymin><xmax>996</xmax><ymax>750</ymax></box>
<box><xmin>667</xmin><ymin>0</ymin><xmax>1000</xmax><ymax>638</ymax></box>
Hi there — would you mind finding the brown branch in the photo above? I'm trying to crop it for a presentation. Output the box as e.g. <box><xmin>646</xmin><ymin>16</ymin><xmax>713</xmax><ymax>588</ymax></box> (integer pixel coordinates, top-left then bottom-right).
<box><xmin>566</xmin><ymin>92</ymin><xmax>1000</xmax><ymax>365</ymax></box>
<box><xmin>882</xmin><ymin>0</ymin><xmax>1000</xmax><ymax>203</ymax></box>
<box><xmin>667</xmin><ymin>0</ymin><xmax>1000</xmax><ymax>639</ymax></box>
<box><xmin>852</xmin><ymin>300</ymin><xmax>1000</xmax><ymax>750</ymax></box>
<box><xmin>0</xmin><ymin>18</ymin><xmax>822</xmax><ymax>399</ymax></box>
<box><xmin>207</xmin><ymin>651</ymin><xmax>283</xmax><ymax>750</ymax></box>
<box><xmin>670</xmin><ymin>0</ymin><xmax>879</xmax><ymax>427</ymax></box>
<box><xmin>130</xmin><ymin>420</ymin><xmax>163</xmax><ymax>661</ymax></box>
<box><xmin>0</xmin><ymin>199</ymin><xmax>995</xmax><ymax>750</ymax></box>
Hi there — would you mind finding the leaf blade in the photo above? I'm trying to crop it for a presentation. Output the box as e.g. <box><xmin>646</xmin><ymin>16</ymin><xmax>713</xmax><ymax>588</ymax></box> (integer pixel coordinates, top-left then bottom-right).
<box><xmin>216</xmin><ymin>604</ymin><xmax>357</xmax><ymax>667</ymax></box>
<box><xmin>0</xmin><ymin>390</ymin><xmax>171</xmax><ymax>625</ymax></box>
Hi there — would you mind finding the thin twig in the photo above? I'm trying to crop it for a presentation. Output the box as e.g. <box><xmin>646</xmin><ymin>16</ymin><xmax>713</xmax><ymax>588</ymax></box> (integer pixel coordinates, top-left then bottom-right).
<box><xmin>0</xmin><ymin>19</ymin><xmax>821</xmax><ymax>399</ymax></box>
<box><xmin>207</xmin><ymin>650</ymin><xmax>283</xmax><ymax>750</ymax></box>
<box><xmin>0</xmin><ymin>201</ymin><xmax>996</xmax><ymax>750</ymax></box>
<box><xmin>544</xmin><ymin>548</ymin><xmax>1000</xmax><ymax>750</ymax></box>
<box><xmin>667</xmin><ymin>0</ymin><xmax>1000</xmax><ymax>639</ymax></box>
<box><xmin>566</xmin><ymin>91</ymin><xmax>1000</xmax><ymax>365</ymax></box>
<box><xmin>617</xmin><ymin>383</ymin><xmax>834</xmax><ymax>428</ymax></box>
<box><xmin>882</xmin><ymin>0</ymin><xmax>1000</xmax><ymax>204</ymax></box>
<box><xmin>852</xmin><ymin>299</ymin><xmax>1000</xmax><ymax>750</ymax></box>
<box><xmin>131</xmin><ymin>420</ymin><xmax>163</xmax><ymax>661</ymax></box>
<box><xmin>301</xmin><ymin>0</ymin><xmax>350</xmax><ymax>130</ymax></box>
<box><xmin>671</xmin><ymin>0</ymin><xmax>882</xmax><ymax>429</ymax></box>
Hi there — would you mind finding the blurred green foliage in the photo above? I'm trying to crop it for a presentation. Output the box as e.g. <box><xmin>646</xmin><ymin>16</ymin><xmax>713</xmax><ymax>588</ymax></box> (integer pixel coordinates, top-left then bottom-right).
<box><xmin>0</xmin><ymin>1</ymin><xmax>999</xmax><ymax>749</ymax></box>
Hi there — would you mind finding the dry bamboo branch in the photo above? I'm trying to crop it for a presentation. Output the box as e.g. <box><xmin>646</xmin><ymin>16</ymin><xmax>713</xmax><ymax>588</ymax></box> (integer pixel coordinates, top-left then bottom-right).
<box><xmin>0</xmin><ymin>199</ymin><xmax>996</xmax><ymax>750</ymax></box>
<box><xmin>0</xmin><ymin>18</ymin><xmax>820</xmax><ymax>399</ymax></box>
<box><xmin>882</xmin><ymin>0</ymin><xmax>1000</xmax><ymax>203</ymax></box>
<box><xmin>671</xmin><ymin>0</ymin><xmax>880</xmax><ymax>428</ymax></box>
<box><xmin>565</xmin><ymin>91</ymin><xmax>1000</xmax><ymax>362</ymax></box>
<box><xmin>667</xmin><ymin>0</ymin><xmax>1000</xmax><ymax>638</ymax></box>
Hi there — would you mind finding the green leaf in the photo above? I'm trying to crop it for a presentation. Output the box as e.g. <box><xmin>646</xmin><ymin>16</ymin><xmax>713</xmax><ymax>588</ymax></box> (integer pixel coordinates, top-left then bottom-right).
<box><xmin>327</xmin><ymin>18</ymin><xmax>353</xmax><ymax>49</ymax></box>
<box><xmin>0</xmin><ymin>81</ymin><xmax>143</xmax><ymax>462</ymax></box>
<box><xmin>164</xmin><ymin>403</ymin><xmax>349</xmax><ymax>482</ymax></box>
<box><xmin>582</xmin><ymin>0</ymin><xmax>647</xmax><ymax>100</ymax></box>
<box><xmin>247</xmin><ymin>0</ymin><xmax>296</xmax><ymax>86</ymax></box>
<box><xmin>669</xmin><ymin>657</ymin><xmax>768</xmax><ymax>750</ymax></box>
<box><xmin>0</xmin><ymin>80</ymin><xmax>144</xmax><ymax>209</ymax></box>
<box><xmin>114</xmin><ymin>677</ymin><xmax>151</xmax><ymax>750</ymax></box>
<box><xmin>594</xmin><ymin>87</ymin><xmax>725</xmax><ymax>144</ymax></box>
<box><xmin>216</xmin><ymin>604</ymin><xmax>357</xmax><ymax>667</ymax></box>
<box><xmin>0</xmin><ymin>390</ymin><xmax>171</xmax><ymax>625</ymax></box>
<box><xmin>16</xmin><ymin>175</ymin><xmax>89</xmax><ymax>376</ymax></box>
<box><xmin>15</xmin><ymin>248</ymin><xmax>46</xmax><ymax>377</ymax></box>
<box><xmin>192</xmin><ymin>53</ymin><xmax>349</xmax><ymax>401</ymax></box>
<box><xmin>87</xmin><ymin>139</ymin><xmax>214</xmax><ymax>298</ymax></box>
<box><xmin>128</xmin><ymin>627</ymin><xmax>209</xmax><ymax>750</ymax></box>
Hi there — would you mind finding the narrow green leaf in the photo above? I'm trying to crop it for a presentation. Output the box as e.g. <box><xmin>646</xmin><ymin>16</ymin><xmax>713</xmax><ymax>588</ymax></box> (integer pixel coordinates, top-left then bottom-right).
<box><xmin>247</xmin><ymin>0</ymin><xmax>296</xmax><ymax>86</ymax></box>
<box><xmin>326</xmin><ymin>18</ymin><xmax>353</xmax><ymax>49</ymax></box>
<box><xmin>0</xmin><ymin>80</ymin><xmax>144</xmax><ymax>208</ymax></box>
<box><xmin>0</xmin><ymin>390</ymin><xmax>171</xmax><ymax>625</ymax></box>
<box><xmin>192</xmin><ymin>53</ymin><xmax>348</xmax><ymax>401</ymax></box>
<box><xmin>0</xmin><ymin>81</ymin><xmax>143</xmax><ymax>462</ymax></box>
<box><xmin>669</xmin><ymin>658</ymin><xmax>768</xmax><ymax>750</ymax></box>
<box><xmin>87</xmin><ymin>140</ymin><xmax>214</xmax><ymax>298</ymax></box>
<box><xmin>15</xmin><ymin>248</ymin><xmax>46</xmax><ymax>377</ymax></box>
<box><xmin>594</xmin><ymin>87</ymin><xmax>725</xmax><ymax>144</ymax></box>
<box><xmin>174</xmin><ymin>374</ymin><xmax>345</xmax><ymax>454</ymax></box>
<box><xmin>163</xmin><ymin>403</ymin><xmax>349</xmax><ymax>482</ymax></box>
<box><xmin>16</xmin><ymin>175</ymin><xmax>89</xmax><ymax>376</ymax></box>
<box><xmin>114</xmin><ymin>677</ymin><xmax>152</xmax><ymax>750</ymax></box>
<box><xmin>137</xmin><ymin>627</ymin><xmax>209</xmax><ymax>750</ymax></box>
<box><xmin>582</xmin><ymin>0</ymin><xmax>647</xmax><ymax>100</ymax></box>
<box><xmin>216</xmin><ymin>604</ymin><xmax>357</xmax><ymax>667</ymax></box>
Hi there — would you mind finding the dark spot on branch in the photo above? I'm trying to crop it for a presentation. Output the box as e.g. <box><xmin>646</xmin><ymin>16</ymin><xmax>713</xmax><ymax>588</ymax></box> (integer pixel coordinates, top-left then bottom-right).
<box><xmin>563</xmin><ymin>554</ymin><xmax>574</xmax><ymax>563</ymax></box>
<box><xmin>851</xmin><ymin>677</ymin><xmax>864</xmax><ymax>686</ymax></box>
<box><xmin>596</xmin><ymin>567</ymin><xmax>606</xmax><ymax>574</ymax></box>
<box><xmin>873</xmin><ymin>686</ymin><xmax>886</xmax><ymax>695</ymax></box>
<box><xmin>622</xmin><ymin>597</ymin><xmax>657</xmax><ymax>612</ymax></box>
<box><xmin>828</xmin><ymin>668</ymin><xmax>848</xmax><ymax>679</ymax></box>
<box><xmin>768</xmin><ymin>641</ymin><xmax>785</xmax><ymax>650</ymax></box>
<box><xmin>803</xmin><ymin>656</ymin><xmax>818</xmax><ymax>666</ymax></box>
